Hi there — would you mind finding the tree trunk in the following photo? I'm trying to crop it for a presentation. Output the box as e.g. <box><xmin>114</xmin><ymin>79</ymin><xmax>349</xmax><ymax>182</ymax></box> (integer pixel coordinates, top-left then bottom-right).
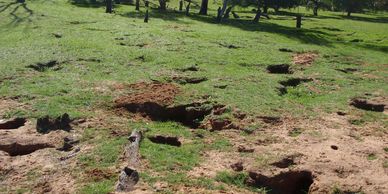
<box><xmin>252</xmin><ymin>2</ymin><xmax>261</xmax><ymax>23</ymax></box>
<box><xmin>17</xmin><ymin>0</ymin><xmax>25</xmax><ymax>3</ymax></box>
<box><xmin>346</xmin><ymin>5</ymin><xmax>352</xmax><ymax>16</ymax></box>
<box><xmin>274</xmin><ymin>5</ymin><xmax>279</xmax><ymax>13</ymax></box>
<box><xmin>253</xmin><ymin>9</ymin><xmax>261</xmax><ymax>23</ymax></box>
<box><xmin>199</xmin><ymin>0</ymin><xmax>208</xmax><ymax>15</ymax></box>
<box><xmin>145</xmin><ymin>0</ymin><xmax>149</xmax><ymax>7</ymax></box>
<box><xmin>179</xmin><ymin>0</ymin><xmax>183</xmax><ymax>11</ymax></box>
<box><xmin>313</xmin><ymin>6</ymin><xmax>318</xmax><ymax>16</ymax></box>
<box><xmin>135</xmin><ymin>0</ymin><xmax>140</xmax><ymax>11</ymax></box>
<box><xmin>217</xmin><ymin>0</ymin><xmax>228</xmax><ymax>23</ymax></box>
<box><xmin>106</xmin><ymin>0</ymin><xmax>112</xmax><ymax>13</ymax></box>
<box><xmin>185</xmin><ymin>1</ymin><xmax>191</xmax><ymax>16</ymax></box>
<box><xmin>216</xmin><ymin>7</ymin><xmax>222</xmax><ymax>22</ymax></box>
<box><xmin>263</xmin><ymin>0</ymin><xmax>268</xmax><ymax>14</ymax></box>
<box><xmin>296</xmin><ymin>15</ymin><xmax>302</xmax><ymax>28</ymax></box>
<box><xmin>144</xmin><ymin>9</ymin><xmax>149</xmax><ymax>23</ymax></box>
<box><xmin>312</xmin><ymin>0</ymin><xmax>319</xmax><ymax>16</ymax></box>
<box><xmin>114</xmin><ymin>0</ymin><xmax>120</xmax><ymax>4</ymax></box>
<box><xmin>223</xmin><ymin>6</ymin><xmax>232</xmax><ymax>19</ymax></box>
<box><xmin>115</xmin><ymin>130</ymin><xmax>142</xmax><ymax>192</ymax></box>
<box><xmin>232</xmin><ymin>11</ymin><xmax>239</xmax><ymax>19</ymax></box>
<box><xmin>159</xmin><ymin>0</ymin><xmax>166</xmax><ymax>10</ymax></box>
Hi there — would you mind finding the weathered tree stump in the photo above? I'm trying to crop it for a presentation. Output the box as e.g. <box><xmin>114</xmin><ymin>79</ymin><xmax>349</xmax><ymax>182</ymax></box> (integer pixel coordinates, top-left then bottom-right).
<box><xmin>296</xmin><ymin>15</ymin><xmax>302</xmax><ymax>28</ymax></box>
<box><xmin>115</xmin><ymin>130</ymin><xmax>143</xmax><ymax>192</ymax></box>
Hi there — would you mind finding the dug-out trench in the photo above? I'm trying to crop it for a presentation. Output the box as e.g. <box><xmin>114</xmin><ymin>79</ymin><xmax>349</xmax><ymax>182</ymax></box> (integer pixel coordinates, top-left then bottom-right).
<box><xmin>247</xmin><ymin>170</ymin><xmax>314</xmax><ymax>194</ymax></box>
<box><xmin>118</xmin><ymin>102</ymin><xmax>214</xmax><ymax>128</ymax></box>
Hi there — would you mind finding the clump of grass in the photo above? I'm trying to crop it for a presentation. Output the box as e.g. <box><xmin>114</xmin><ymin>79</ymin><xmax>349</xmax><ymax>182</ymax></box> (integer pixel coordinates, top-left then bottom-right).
<box><xmin>383</xmin><ymin>161</ymin><xmax>388</xmax><ymax>168</ymax></box>
<box><xmin>210</xmin><ymin>138</ymin><xmax>232</xmax><ymax>150</ymax></box>
<box><xmin>215</xmin><ymin>171</ymin><xmax>248</xmax><ymax>188</ymax></box>
<box><xmin>289</xmin><ymin>128</ymin><xmax>303</xmax><ymax>137</ymax></box>
<box><xmin>215</xmin><ymin>171</ymin><xmax>267</xmax><ymax>192</ymax></box>
<box><xmin>367</xmin><ymin>153</ymin><xmax>377</xmax><ymax>161</ymax></box>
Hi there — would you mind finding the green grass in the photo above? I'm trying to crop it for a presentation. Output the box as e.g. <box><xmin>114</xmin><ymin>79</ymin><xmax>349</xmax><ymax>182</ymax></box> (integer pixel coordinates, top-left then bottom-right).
<box><xmin>367</xmin><ymin>153</ymin><xmax>378</xmax><ymax>161</ymax></box>
<box><xmin>1</xmin><ymin>0</ymin><xmax>387</xmax><ymax>192</ymax></box>
<box><xmin>215</xmin><ymin>171</ymin><xmax>267</xmax><ymax>192</ymax></box>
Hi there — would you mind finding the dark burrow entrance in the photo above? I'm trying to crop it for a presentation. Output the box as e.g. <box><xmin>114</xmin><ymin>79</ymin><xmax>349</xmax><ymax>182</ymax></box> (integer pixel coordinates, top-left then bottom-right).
<box><xmin>271</xmin><ymin>157</ymin><xmax>296</xmax><ymax>168</ymax></box>
<box><xmin>267</xmin><ymin>64</ymin><xmax>292</xmax><ymax>74</ymax></box>
<box><xmin>247</xmin><ymin>170</ymin><xmax>314</xmax><ymax>194</ymax></box>
<box><xmin>148</xmin><ymin>135</ymin><xmax>181</xmax><ymax>147</ymax></box>
<box><xmin>0</xmin><ymin>118</ymin><xmax>26</xmax><ymax>129</ymax></box>
<box><xmin>27</xmin><ymin>60</ymin><xmax>61</xmax><ymax>72</ymax></box>
<box><xmin>118</xmin><ymin>102</ymin><xmax>214</xmax><ymax>128</ymax></box>
<box><xmin>0</xmin><ymin>142</ymin><xmax>55</xmax><ymax>156</ymax></box>
<box><xmin>350</xmin><ymin>98</ymin><xmax>385</xmax><ymax>112</ymax></box>
<box><xmin>171</xmin><ymin>76</ymin><xmax>208</xmax><ymax>85</ymax></box>
<box><xmin>36</xmin><ymin>113</ymin><xmax>72</xmax><ymax>134</ymax></box>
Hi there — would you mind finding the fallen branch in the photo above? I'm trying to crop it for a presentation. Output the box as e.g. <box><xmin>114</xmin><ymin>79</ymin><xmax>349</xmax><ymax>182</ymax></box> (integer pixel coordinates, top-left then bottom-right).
<box><xmin>115</xmin><ymin>129</ymin><xmax>142</xmax><ymax>192</ymax></box>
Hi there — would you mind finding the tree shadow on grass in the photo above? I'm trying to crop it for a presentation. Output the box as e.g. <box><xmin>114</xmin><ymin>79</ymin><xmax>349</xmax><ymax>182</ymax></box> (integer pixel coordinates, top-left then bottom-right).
<box><xmin>0</xmin><ymin>1</ymin><xmax>33</xmax><ymax>26</ymax></box>
<box><xmin>119</xmin><ymin>9</ymin><xmax>334</xmax><ymax>46</ymax></box>
<box><xmin>338</xmin><ymin>15</ymin><xmax>388</xmax><ymax>24</ymax></box>
<box><xmin>358</xmin><ymin>44</ymin><xmax>388</xmax><ymax>54</ymax></box>
<box><xmin>69</xmin><ymin>0</ymin><xmax>105</xmax><ymax>8</ymax></box>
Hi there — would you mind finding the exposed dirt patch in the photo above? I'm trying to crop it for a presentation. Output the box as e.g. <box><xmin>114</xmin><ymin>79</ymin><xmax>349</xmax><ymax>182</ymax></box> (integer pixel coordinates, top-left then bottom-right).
<box><xmin>350</xmin><ymin>97</ymin><xmax>386</xmax><ymax>112</ymax></box>
<box><xmin>115</xmin><ymin>82</ymin><xmax>179</xmax><ymax>106</ymax></box>
<box><xmin>293</xmin><ymin>52</ymin><xmax>318</xmax><ymax>66</ymax></box>
<box><xmin>115</xmin><ymin>82</ymin><xmax>214</xmax><ymax>128</ymax></box>
<box><xmin>0</xmin><ymin>118</ymin><xmax>26</xmax><ymax>129</ymax></box>
<box><xmin>266</xmin><ymin>64</ymin><xmax>293</xmax><ymax>74</ymax></box>
<box><xmin>85</xmin><ymin>168</ymin><xmax>115</xmax><ymax>181</ymax></box>
<box><xmin>237</xmin><ymin>145</ymin><xmax>254</xmax><ymax>153</ymax></box>
<box><xmin>0</xmin><ymin>101</ymin><xmax>80</xmax><ymax>194</ymax></box>
<box><xmin>0</xmin><ymin>138</ymin><xmax>55</xmax><ymax>156</ymax></box>
<box><xmin>247</xmin><ymin>170</ymin><xmax>314</xmax><ymax>194</ymax></box>
<box><xmin>37</xmin><ymin>113</ymin><xmax>72</xmax><ymax>134</ymax></box>
<box><xmin>258</xmin><ymin>116</ymin><xmax>282</xmax><ymax>125</ymax></box>
<box><xmin>26</xmin><ymin>60</ymin><xmax>62</xmax><ymax>72</ymax></box>
<box><xmin>209</xmin><ymin>118</ymin><xmax>233</xmax><ymax>131</ymax></box>
<box><xmin>148</xmin><ymin>135</ymin><xmax>181</xmax><ymax>147</ymax></box>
